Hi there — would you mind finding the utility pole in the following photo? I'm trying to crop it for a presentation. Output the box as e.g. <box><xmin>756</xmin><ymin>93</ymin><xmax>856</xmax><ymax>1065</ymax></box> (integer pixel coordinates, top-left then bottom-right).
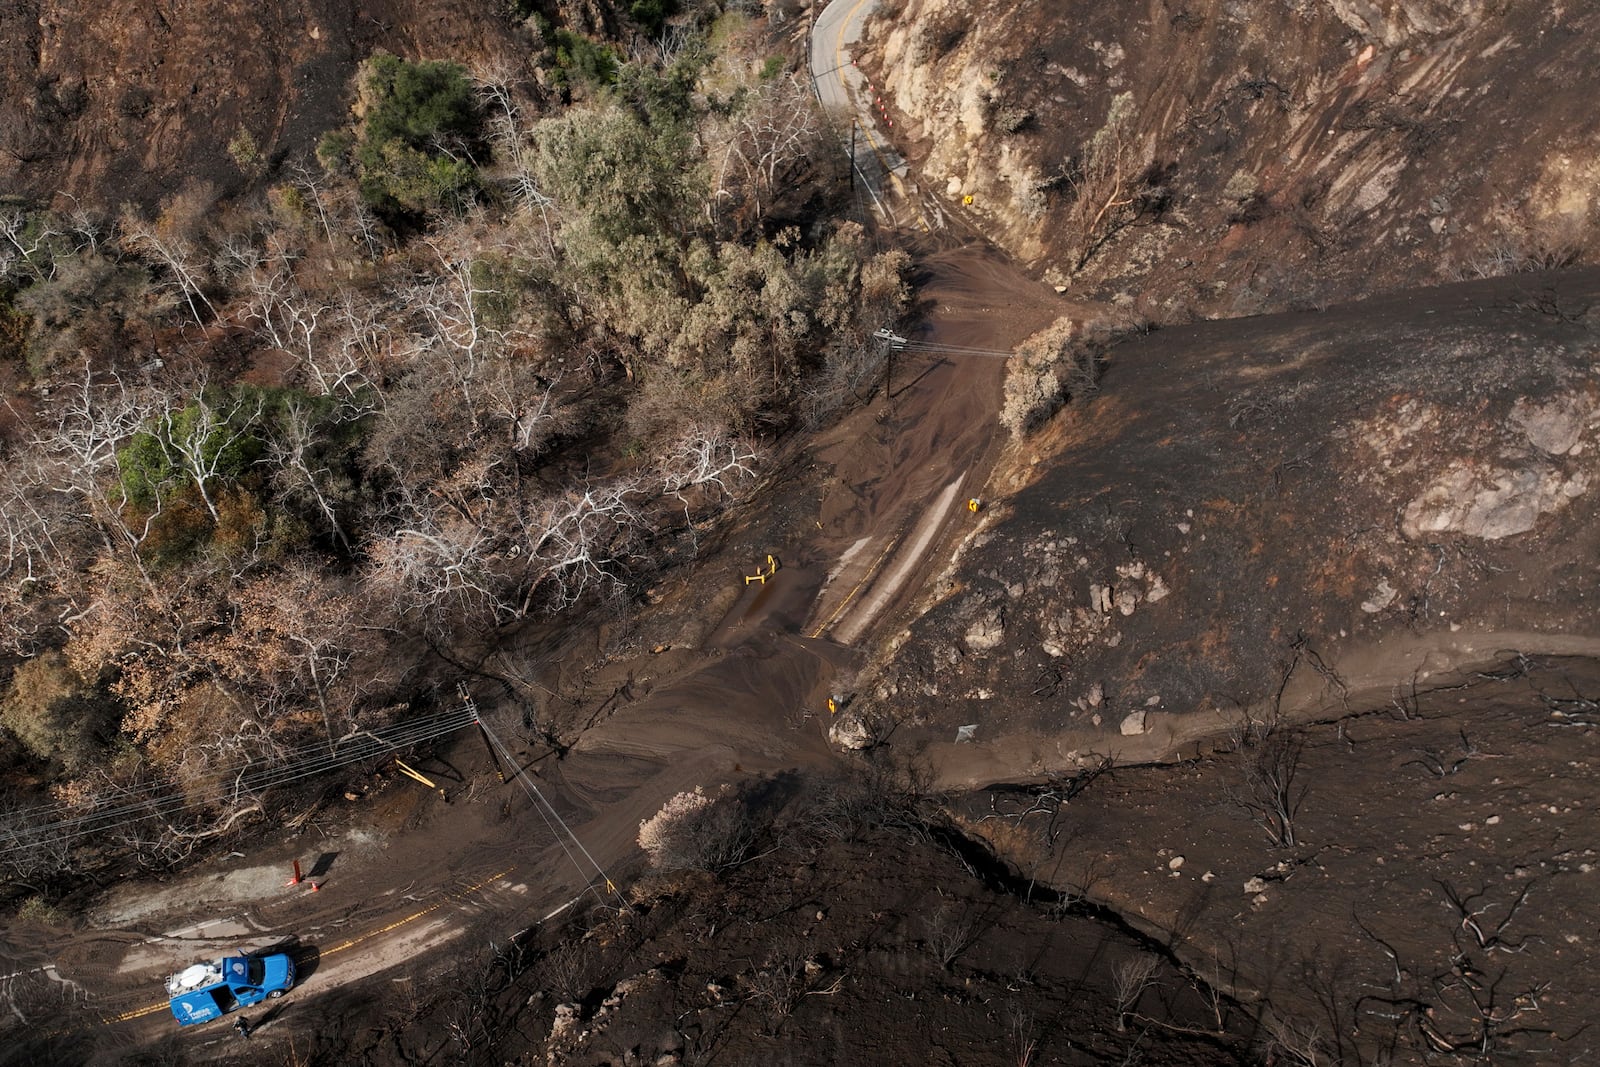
<box><xmin>850</xmin><ymin>121</ymin><xmax>857</xmax><ymax>190</ymax></box>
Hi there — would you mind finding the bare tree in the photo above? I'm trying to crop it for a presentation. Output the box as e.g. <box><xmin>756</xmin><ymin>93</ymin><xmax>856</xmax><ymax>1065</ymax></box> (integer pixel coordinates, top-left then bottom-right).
<box><xmin>473</xmin><ymin>62</ymin><xmax>562</xmax><ymax>258</ymax></box>
<box><xmin>485</xmin><ymin>366</ymin><xmax>565</xmax><ymax>457</ymax></box>
<box><xmin>149</xmin><ymin>385</ymin><xmax>264</xmax><ymax>523</ymax></box>
<box><xmin>1055</xmin><ymin>92</ymin><xmax>1161</xmax><ymax>274</ymax></box>
<box><xmin>523</xmin><ymin>478</ymin><xmax>645</xmax><ymax>611</ymax></box>
<box><xmin>243</xmin><ymin>254</ymin><xmax>326</xmax><ymax>362</ymax></box>
<box><xmin>1113</xmin><ymin>954</ymin><xmax>1160</xmax><ymax>1032</ymax></box>
<box><xmin>710</xmin><ymin>74</ymin><xmax>825</xmax><ymax>232</ymax></box>
<box><xmin>658</xmin><ymin>424</ymin><xmax>760</xmax><ymax>497</ymax></box>
<box><xmin>264</xmin><ymin>392</ymin><xmax>363</xmax><ymax>550</ymax></box>
<box><xmin>1227</xmin><ymin>713</ymin><xmax>1307</xmax><ymax>848</ymax></box>
<box><xmin>365</xmin><ymin>497</ymin><xmax>504</xmax><ymax>621</ymax></box>
<box><xmin>0</xmin><ymin>209</ymin><xmax>62</xmax><ymax>283</ymax></box>
<box><xmin>658</xmin><ymin>425</ymin><xmax>761</xmax><ymax>547</ymax></box>
<box><xmin>413</xmin><ymin>232</ymin><xmax>512</xmax><ymax>428</ymax></box>
<box><xmin>922</xmin><ymin>900</ymin><xmax>979</xmax><ymax>971</ymax></box>
<box><xmin>118</xmin><ymin>186</ymin><xmax>220</xmax><ymax>324</ymax></box>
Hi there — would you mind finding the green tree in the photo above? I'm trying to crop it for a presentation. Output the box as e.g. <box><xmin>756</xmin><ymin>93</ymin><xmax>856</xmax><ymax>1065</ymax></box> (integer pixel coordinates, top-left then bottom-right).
<box><xmin>552</xmin><ymin>30</ymin><xmax>620</xmax><ymax>90</ymax></box>
<box><xmin>349</xmin><ymin>54</ymin><xmax>485</xmax><ymax>220</ymax></box>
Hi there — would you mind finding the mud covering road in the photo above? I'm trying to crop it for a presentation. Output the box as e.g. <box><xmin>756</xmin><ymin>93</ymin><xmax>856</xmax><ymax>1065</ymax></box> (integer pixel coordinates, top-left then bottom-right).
<box><xmin>1</xmin><ymin>239</ymin><xmax>1069</xmax><ymax>1063</ymax></box>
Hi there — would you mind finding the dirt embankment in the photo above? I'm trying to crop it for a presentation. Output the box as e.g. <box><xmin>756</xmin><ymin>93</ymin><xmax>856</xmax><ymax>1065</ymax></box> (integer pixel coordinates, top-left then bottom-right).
<box><xmin>0</xmin><ymin>0</ymin><xmax>525</xmax><ymax>209</ymax></box>
<box><xmin>829</xmin><ymin>267</ymin><xmax>1600</xmax><ymax>1065</ymax></box>
<box><xmin>860</xmin><ymin>0</ymin><xmax>1600</xmax><ymax>316</ymax></box>
<box><xmin>865</xmin><ymin>267</ymin><xmax>1600</xmax><ymax>783</ymax></box>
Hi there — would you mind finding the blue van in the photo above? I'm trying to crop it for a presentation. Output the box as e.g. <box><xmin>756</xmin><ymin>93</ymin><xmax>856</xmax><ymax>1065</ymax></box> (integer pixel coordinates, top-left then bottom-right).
<box><xmin>166</xmin><ymin>954</ymin><xmax>295</xmax><ymax>1025</ymax></box>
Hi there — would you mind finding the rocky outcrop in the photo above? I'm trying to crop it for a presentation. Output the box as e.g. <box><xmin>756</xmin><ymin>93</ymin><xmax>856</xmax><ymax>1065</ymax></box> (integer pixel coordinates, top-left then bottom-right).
<box><xmin>868</xmin><ymin>268</ymin><xmax>1600</xmax><ymax>773</ymax></box>
<box><xmin>862</xmin><ymin>0</ymin><xmax>1600</xmax><ymax>315</ymax></box>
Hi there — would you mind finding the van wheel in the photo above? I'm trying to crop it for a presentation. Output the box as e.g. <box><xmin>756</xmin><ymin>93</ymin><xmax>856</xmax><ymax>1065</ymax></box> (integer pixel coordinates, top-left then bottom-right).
<box><xmin>268</xmin><ymin>990</ymin><xmax>285</xmax><ymax>999</ymax></box>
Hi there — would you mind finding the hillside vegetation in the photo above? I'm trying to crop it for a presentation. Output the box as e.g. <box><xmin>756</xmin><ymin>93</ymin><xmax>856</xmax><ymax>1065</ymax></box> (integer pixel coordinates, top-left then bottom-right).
<box><xmin>0</xmin><ymin>5</ymin><xmax>905</xmax><ymax>886</ymax></box>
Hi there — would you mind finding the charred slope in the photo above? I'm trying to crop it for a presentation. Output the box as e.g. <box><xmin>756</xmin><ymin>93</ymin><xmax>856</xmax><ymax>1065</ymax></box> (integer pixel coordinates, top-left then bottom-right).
<box><xmin>0</xmin><ymin>0</ymin><xmax>520</xmax><ymax>208</ymax></box>
<box><xmin>861</xmin><ymin>0</ymin><xmax>1600</xmax><ymax>316</ymax></box>
<box><xmin>863</xmin><ymin>267</ymin><xmax>1600</xmax><ymax>780</ymax></box>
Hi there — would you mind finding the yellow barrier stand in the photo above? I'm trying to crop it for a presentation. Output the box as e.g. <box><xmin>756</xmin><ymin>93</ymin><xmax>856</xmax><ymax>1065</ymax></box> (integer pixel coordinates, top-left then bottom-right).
<box><xmin>744</xmin><ymin>553</ymin><xmax>781</xmax><ymax>585</ymax></box>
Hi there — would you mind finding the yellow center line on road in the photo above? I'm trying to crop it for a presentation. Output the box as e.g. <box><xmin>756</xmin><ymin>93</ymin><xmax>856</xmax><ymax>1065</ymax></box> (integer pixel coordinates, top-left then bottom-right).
<box><xmin>102</xmin><ymin>865</ymin><xmax>518</xmax><ymax>1025</ymax></box>
<box><xmin>810</xmin><ymin>535</ymin><xmax>899</xmax><ymax>639</ymax></box>
<box><xmin>829</xmin><ymin>0</ymin><xmax>930</xmax><ymax>233</ymax></box>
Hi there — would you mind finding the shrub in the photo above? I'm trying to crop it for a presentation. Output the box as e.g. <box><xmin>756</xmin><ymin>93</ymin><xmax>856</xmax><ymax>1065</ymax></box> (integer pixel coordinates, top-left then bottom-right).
<box><xmin>361</xmin><ymin>55</ymin><xmax>482</xmax><ymax>152</ymax></box>
<box><xmin>629</xmin><ymin>0</ymin><xmax>678</xmax><ymax>37</ymax></box>
<box><xmin>1001</xmin><ymin>317</ymin><xmax>1078</xmax><ymax>437</ymax></box>
<box><xmin>552</xmin><ymin>30</ymin><xmax>620</xmax><ymax>89</ymax></box>
<box><xmin>115</xmin><ymin>390</ymin><xmax>265</xmax><ymax>510</ymax></box>
<box><xmin>349</xmin><ymin>54</ymin><xmax>485</xmax><ymax>219</ymax></box>
<box><xmin>637</xmin><ymin>785</ymin><xmax>755</xmax><ymax>871</ymax></box>
<box><xmin>16</xmin><ymin>895</ymin><xmax>65</xmax><ymax>925</ymax></box>
<box><xmin>0</xmin><ymin>651</ymin><xmax>120</xmax><ymax>770</ymax></box>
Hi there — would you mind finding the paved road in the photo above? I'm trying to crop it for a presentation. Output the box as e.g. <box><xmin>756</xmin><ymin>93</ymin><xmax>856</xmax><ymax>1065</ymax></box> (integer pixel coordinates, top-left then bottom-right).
<box><xmin>811</xmin><ymin>0</ymin><xmax>912</xmax><ymax>224</ymax></box>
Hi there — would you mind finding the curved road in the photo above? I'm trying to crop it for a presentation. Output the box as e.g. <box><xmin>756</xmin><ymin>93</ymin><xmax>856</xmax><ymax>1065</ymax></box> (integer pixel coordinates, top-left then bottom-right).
<box><xmin>811</xmin><ymin>0</ymin><xmax>915</xmax><ymax>225</ymax></box>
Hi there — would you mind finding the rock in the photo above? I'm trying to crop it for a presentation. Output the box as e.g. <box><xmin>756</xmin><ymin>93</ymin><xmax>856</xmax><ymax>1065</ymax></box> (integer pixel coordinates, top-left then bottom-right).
<box><xmin>1168</xmin><ymin>855</ymin><xmax>1185</xmax><ymax>870</ymax></box>
<box><xmin>1087</xmin><ymin>682</ymin><xmax>1104</xmax><ymax>707</ymax></box>
<box><xmin>1120</xmin><ymin>710</ymin><xmax>1147</xmax><ymax>735</ymax></box>
<box><xmin>1402</xmin><ymin>462</ymin><xmax>1588</xmax><ymax>540</ymax></box>
<box><xmin>1361</xmin><ymin>578</ymin><xmax>1397</xmax><ymax>613</ymax></box>
<box><xmin>1243</xmin><ymin>876</ymin><xmax>1267</xmax><ymax>894</ymax></box>
<box><xmin>1145</xmin><ymin>574</ymin><xmax>1170</xmax><ymax>603</ymax></box>
<box><xmin>828</xmin><ymin>713</ymin><xmax>877</xmax><ymax>750</ymax></box>
<box><xmin>1089</xmin><ymin>582</ymin><xmax>1109</xmax><ymax>614</ymax></box>
<box><xmin>551</xmin><ymin>1003</ymin><xmax>582</xmax><ymax>1040</ymax></box>
<box><xmin>1512</xmin><ymin>394</ymin><xmax>1593</xmax><ymax>455</ymax></box>
<box><xmin>1114</xmin><ymin>588</ymin><xmax>1140</xmax><ymax>615</ymax></box>
<box><xmin>964</xmin><ymin>609</ymin><xmax>1006</xmax><ymax>651</ymax></box>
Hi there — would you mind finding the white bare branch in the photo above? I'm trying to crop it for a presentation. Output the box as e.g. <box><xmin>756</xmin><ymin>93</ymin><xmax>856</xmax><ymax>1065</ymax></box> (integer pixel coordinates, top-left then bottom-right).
<box><xmin>659</xmin><ymin>424</ymin><xmax>761</xmax><ymax>498</ymax></box>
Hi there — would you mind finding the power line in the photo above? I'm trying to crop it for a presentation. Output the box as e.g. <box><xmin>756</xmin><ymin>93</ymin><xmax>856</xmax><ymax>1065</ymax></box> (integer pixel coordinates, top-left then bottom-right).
<box><xmin>5</xmin><ymin>708</ymin><xmax>472</xmax><ymax>826</ymax></box>
<box><xmin>0</xmin><ymin>707</ymin><xmax>478</xmax><ymax>858</ymax></box>
<box><xmin>475</xmin><ymin>716</ymin><xmax>628</xmax><ymax>912</ymax></box>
